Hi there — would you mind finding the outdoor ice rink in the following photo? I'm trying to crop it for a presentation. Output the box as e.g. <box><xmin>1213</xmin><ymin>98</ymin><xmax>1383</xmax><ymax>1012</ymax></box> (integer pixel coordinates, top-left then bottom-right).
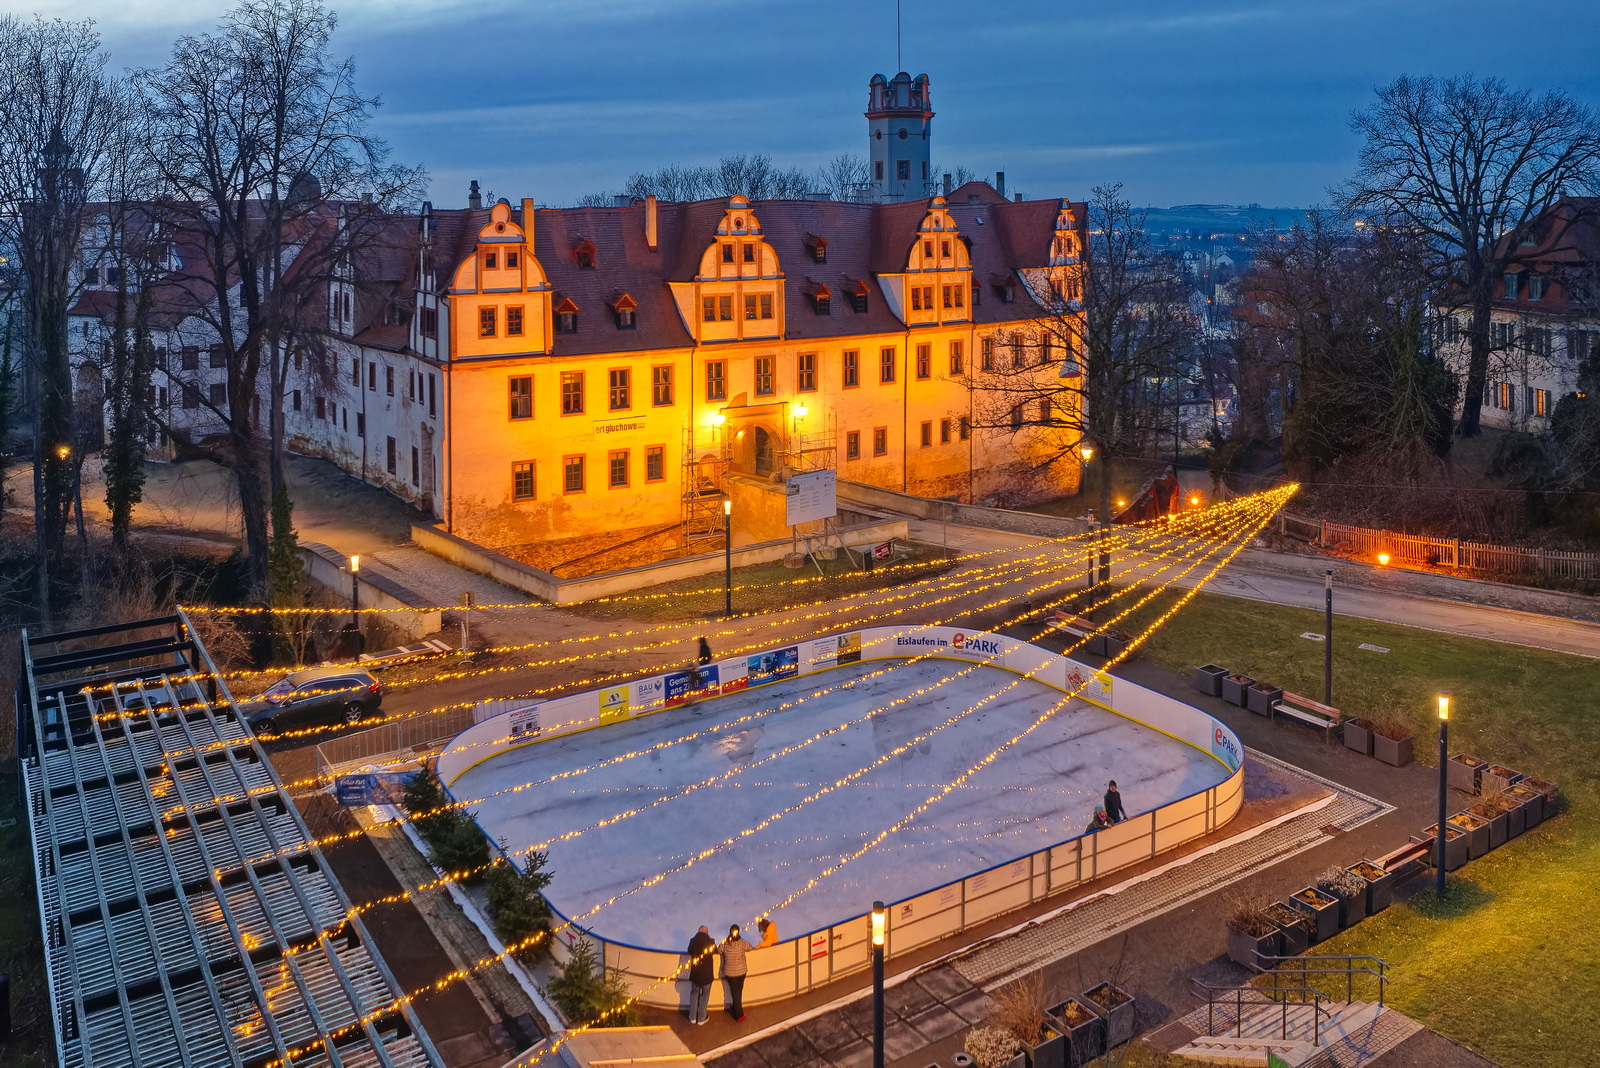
<box><xmin>451</xmin><ymin>658</ymin><xmax>1231</xmax><ymax>951</ymax></box>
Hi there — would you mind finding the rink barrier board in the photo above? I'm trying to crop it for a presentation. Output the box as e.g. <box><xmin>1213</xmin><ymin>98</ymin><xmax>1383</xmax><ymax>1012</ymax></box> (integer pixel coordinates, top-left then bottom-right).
<box><xmin>436</xmin><ymin>625</ymin><xmax>1245</xmax><ymax>1009</ymax></box>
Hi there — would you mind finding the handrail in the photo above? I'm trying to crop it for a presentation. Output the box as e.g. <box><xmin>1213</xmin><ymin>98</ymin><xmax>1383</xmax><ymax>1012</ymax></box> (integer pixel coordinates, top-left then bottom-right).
<box><xmin>1195</xmin><ymin>982</ymin><xmax>1331</xmax><ymax>1047</ymax></box>
<box><xmin>1255</xmin><ymin>954</ymin><xmax>1389</xmax><ymax>1007</ymax></box>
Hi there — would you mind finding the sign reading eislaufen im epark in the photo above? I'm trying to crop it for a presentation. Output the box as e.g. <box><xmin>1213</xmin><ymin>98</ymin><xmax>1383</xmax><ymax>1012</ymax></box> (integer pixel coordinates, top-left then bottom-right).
<box><xmin>785</xmin><ymin>468</ymin><xmax>837</xmax><ymax>526</ymax></box>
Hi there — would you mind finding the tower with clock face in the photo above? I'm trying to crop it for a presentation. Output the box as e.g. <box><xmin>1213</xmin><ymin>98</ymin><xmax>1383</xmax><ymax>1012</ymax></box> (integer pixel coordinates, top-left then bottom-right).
<box><xmin>866</xmin><ymin>72</ymin><xmax>934</xmax><ymax>203</ymax></box>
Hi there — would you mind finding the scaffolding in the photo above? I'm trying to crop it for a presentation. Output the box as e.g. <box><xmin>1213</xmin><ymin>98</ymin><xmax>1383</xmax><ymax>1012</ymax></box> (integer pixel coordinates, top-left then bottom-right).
<box><xmin>681</xmin><ymin>424</ymin><xmax>731</xmax><ymax>547</ymax></box>
<box><xmin>780</xmin><ymin>410</ymin><xmax>838</xmax><ymax>476</ymax></box>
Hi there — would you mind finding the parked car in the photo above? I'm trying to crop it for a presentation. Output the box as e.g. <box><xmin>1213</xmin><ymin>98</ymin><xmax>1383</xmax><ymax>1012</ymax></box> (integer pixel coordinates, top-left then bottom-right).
<box><xmin>241</xmin><ymin>667</ymin><xmax>383</xmax><ymax>733</ymax></box>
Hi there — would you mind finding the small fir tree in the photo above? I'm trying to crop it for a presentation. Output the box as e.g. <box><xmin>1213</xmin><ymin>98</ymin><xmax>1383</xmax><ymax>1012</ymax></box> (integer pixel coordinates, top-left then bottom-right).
<box><xmin>485</xmin><ymin>848</ymin><xmax>554</xmax><ymax>962</ymax></box>
<box><xmin>546</xmin><ymin>937</ymin><xmax>638</xmax><ymax>1028</ymax></box>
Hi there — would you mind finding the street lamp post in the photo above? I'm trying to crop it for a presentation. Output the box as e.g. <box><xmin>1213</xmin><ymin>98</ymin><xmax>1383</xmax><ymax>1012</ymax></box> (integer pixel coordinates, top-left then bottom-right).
<box><xmin>871</xmin><ymin>902</ymin><xmax>886</xmax><ymax>1068</ymax></box>
<box><xmin>1437</xmin><ymin>692</ymin><xmax>1450</xmax><ymax>898</ymax></box>
<box><xmin>1078</xmin><ymin>445</ymin><xmax>1095</xmax><ymax>589</ymax></box>
<box><xmin>349</xmin><ymin>554</ymin><xmax>363</xmax><ymax>659</ymax></box>
<box><xmin>723</xmin><ymin>499</ymin><xmax>733</xmax><ymax>618</ymax></box>
<box><xmin>1324</xmin><ymin>569</ymin><xmax>1334</xmax><ymax>706</ymax></box>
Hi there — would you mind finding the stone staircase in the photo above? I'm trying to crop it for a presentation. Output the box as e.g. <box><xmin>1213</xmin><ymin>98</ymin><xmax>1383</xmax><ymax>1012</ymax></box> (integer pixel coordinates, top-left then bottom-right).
<box><xmin>1163</xmin><ymin>1000</ymin><xmax>1398</xmax><ymax>1066</ymax></box>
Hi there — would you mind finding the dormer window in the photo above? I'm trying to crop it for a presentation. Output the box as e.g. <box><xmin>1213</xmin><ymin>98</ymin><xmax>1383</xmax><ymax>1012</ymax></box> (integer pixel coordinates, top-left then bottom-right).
<box><xmin>507</xmin><ymin>251</ymin><xmax>519</xmax><ymax>269</ymax></box>
<box><xmin>923</xmin><ymin>240</ymin><xmax>934</xmax><ymax>258</ymax></box>
<box><xmin>1504</xmin><ymin>273</ymin><xmax>1520</xmax><ymax>300</ymax></box>
<box><xmin>484</xmin><ymin>252</ymin><xmax>497</xmax><ymax>270</ymax></box>
<box><xmin>1528</xmin><ymin>273</ymin><xmax>1546</xmax><ymax>301</ymax></box>
<box><xmin>941</xmin><ymin>240</ymin><xmax>951</xmax><ymax>258</ymax></box>
<box><xmin>611</xmin><ymin>293</ymin><xmax>637</xmax><ymax>329</ymax></box>
<box><xmin>808</xmin><ymin>282</ymin><xmax>832</xmax><ymax>316</ymax></box>
<box><xmin>806</xmin><ymin>234</ymin><xmax>828</xmax><ymax>263</ymax></box>
<box><xmin>742</xmin><ymin>243</ymin><xmax>755</xmax><ymax>263</ymax></box>
<box><xmin>722</xmin><ymin>244</ymin><xmax>735</xmax><ymax>264</ymax></box>
<box><xmin>573</xmin><ymin>239</ymin><xmax>596</xmax><ymax>269</ymax></box>
<box><xmin>848</xmin><ymin>279</ymin><xmax>870</xmax><ymax>313</ymax></box>
<box><xmin>555</xmin><ymin>295</ymin><xmax>579</xmax><ymax>333</ymax></box>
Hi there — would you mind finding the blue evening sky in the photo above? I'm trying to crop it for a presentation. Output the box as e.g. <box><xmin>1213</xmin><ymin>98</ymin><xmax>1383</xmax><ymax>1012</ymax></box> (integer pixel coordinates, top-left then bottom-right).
<box><xmin>34</xmin><ymin>0</ymin><xmax>1600</xmax><ymax>209</ymax></box>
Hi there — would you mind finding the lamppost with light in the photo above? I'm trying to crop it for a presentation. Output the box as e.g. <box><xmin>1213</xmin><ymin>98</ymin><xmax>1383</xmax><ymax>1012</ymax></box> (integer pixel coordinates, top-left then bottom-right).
<box><xmin>723</xmin><ymin>499</ymin><xmax>733</xmax><ymax>618</ymax></box>
<box><xmin>1078</xmin><ymin>444</ymin><xmax>1096</xmax><ymax>589</ymax></box>
<box><xmin>1436</xmin><ymin>692</ymin><xmax>1450</xmax><ymax>897</ymax></box>
<box><xmin>871</xmin><ymin>901</ymin><xmax>886</xmax><ymax>1068</ymax></box>
<box><xmin>348</xmin><ymin>554</ymin><xmax>363</xmax><ymax>658</ymax></box>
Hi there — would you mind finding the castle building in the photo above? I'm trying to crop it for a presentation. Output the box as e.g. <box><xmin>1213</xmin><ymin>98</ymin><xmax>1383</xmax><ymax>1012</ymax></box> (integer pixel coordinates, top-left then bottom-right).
<box><xmin>867</xmin><ymin>72</ymin><xmax>935</xmax><ymax>202</ymax></box>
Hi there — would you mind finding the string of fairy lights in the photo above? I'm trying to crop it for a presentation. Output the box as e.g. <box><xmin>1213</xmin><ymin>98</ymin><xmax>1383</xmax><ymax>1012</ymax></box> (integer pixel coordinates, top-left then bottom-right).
<box><xmin>244</xmin><ymin>486</ymin><xmax>1294</xmax><ymax>1064</ymax></box>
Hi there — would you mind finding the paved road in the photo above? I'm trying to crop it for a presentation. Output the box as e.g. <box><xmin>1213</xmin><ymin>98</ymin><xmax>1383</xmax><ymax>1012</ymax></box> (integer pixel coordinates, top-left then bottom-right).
<box><xmin>910</xmin><ymin>518</ymin><xmax>1600</xmax><ymax>659</ymax></box>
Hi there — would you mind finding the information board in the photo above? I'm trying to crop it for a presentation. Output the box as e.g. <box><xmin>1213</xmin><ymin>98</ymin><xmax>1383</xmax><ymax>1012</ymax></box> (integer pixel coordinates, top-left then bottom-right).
<box><xmin>785</xmin><ymin>469</ymin><xmax>837</xmax><ymax>526</ymax></box>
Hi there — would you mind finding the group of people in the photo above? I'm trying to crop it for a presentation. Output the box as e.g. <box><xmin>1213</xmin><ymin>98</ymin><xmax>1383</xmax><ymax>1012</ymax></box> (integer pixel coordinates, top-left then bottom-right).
<box><xmin>684</xmin><ymin>917</ymin><xmax>778</xmax><ymax>1024</ymax></box>
<box><xmin>1086</xmin><ymin>779</ymin><xmax>1127</xmax><ymax>833</ymax></box>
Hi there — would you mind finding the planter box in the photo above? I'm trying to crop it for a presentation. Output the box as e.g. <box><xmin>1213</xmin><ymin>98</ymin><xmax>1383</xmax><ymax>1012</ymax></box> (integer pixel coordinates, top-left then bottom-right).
<box><xmin>1349</xmin><ymin>861</ymin><xmax>1394</xmax><ymax>914</ymax></box>
<box><xmin>1085</xmin><ymin>632</ymin><xmax>1109</xmax><ymax>657</ymax></box>
<box><xmin>1046</xmin><ymin>1000</ymin><xmax>1105</xmax><ymax>1067</ymax></box>
<box><xmin>1468</xmin><ymin>803</ymin><xmax>1508</xmax><ymax>850</ymax></box>
<box><xmin>1288</xmin><ymin>888</ymin><xmax>1340</xmax><ymax>943</ymax></box>
<box><xmin>1104</xmin><ymin>633</ymin><xmax>1130</xmax><ymax>660</ymax></box>
<box><xmin>1503</xmin><ymin>797</ymin><xmax>1527</xmax><ymax>838</ymax></box>
<box><xmin>1079</xmin><ymin>983</ymin><xmax>1137</xmax><ymax>1048</ymax></box>
<box><xmin>1448</xmin><ymin>754</ymin><xmax>1486</xmax><ymax>795</ymax></box>
<box><xmin>1372</xmin><ymin>732</ymin><xmax>1414</xmax><ymax>767</ymax></box>
<box><xmin>1248</xmin><ymin>683</ymin><xmax>1284</xmax><ymax>716</ymax></box>
<box><xmin>1263</xmin><ymin>904</ymin><xmax>1310</xmax><ymax>956</ymax></box>
<box><xmin>1420</xmin><ymin>825</ymin><xmax>1468</xmax><ymax>871</ymax></box>
<box><xmin>1221</xmin><ymin>674</ymin><xmax>1255</xmax><ymax>707</ymax></box>
<box><xmin>1025</xmin><ymin>1024</ymin><xmax>1066</xmax><ymax>1068</ymax></box>
<box><xmin>1194</xmin><ymin>664</ymin><xmax>1228</xmax><ymax>697</ymax></box>
<box><xmin>1342</xmin><ymin>719</ymin><xmax>1374</xmax><ymax>756</ymax></box>
<box><xmin>1482</xmin><ymin>765</ymin><xmax>1523</xmax><ymax>796</ymax></box>
<box><xmin>1519</xmin><ymin>777</ymin><xmax>1559</xmax><ymax>823</ymax></box>
<box><xmin>1448</xmin><ymin>811</ymin><xmax>1490</xmax><ymax>860</ymax></box>
<box><xmin>1507</xmin><ymin>785</ymin><xmax>1543</xmax><ymax>829</ymax></box>
<box><xmin>1226</xmin><ymin>924</ymin><xmax>1281</xmax><ymax>971</ymax></box>
<box><xmin>1319</xmin><ymin>882</ymin><xmax>1367</xmax><ymax>928</ymax></box>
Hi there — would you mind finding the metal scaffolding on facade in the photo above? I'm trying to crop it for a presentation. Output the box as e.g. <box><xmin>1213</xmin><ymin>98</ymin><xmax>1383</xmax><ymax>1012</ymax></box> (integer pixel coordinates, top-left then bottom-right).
<box><xmin>681</xmin><ymin>425</ymin><xmax>731</xmax><ymax>547</ymax></box>
<box><xmin>17</xmin><ymin>614</ymin><xmax>443</xmax><ymax>1068</ymax></box>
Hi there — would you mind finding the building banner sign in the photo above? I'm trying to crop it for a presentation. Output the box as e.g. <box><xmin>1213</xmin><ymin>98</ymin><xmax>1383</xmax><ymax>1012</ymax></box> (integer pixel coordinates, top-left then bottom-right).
<box><xmin>508</xmin><ymin>704</ymin><xmax>542</xmax><ymax>740</ymax></box>
<box><xmin>593</xmin><ymin>416</ymin><xmax>648</xmax><ymax>437</ymax></box>
<box><xmin>747</xmin><ymin>646</ymin><xmax>799</xmax><ymax>685</ymax></box>
<box><xmin>785</xmin><ymin>468</ymin><xmax>838</xmax><ymax>526</ymax></box>
<box><xmin>599</xmin><ymin>685</ymin><xmax>629</xmax><ymax>724</ymax></box>
<box><xmin>665</xmin><ymin>666</ymin><xmax>718</xmax><ymax>707</ymax></box>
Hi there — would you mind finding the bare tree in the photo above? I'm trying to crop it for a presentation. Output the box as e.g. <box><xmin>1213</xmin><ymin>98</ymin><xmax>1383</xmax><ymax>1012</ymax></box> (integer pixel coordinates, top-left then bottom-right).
<box><xmin>0</xmin><ymin>15</ymin><xmax>131</xmax><ymax>618</ymax></box>
<box><xmin>814</xmin><ymin>154</ymin><xmax>870</xmax><ymax>202</ymax></box>
<box><xmin>970</xmin><ymin>184</ymin><xmax>1196</xmax><ymax>524</ymax></box>
<box><xmin>1340</xmin><ymin>75</ymin><xmax>1600</xmax><ymax>436</ymax></box>
<box><xmin>135</xmin><ymin>0</ymin><xmax>423</xmax><ymax>601</ymax></box>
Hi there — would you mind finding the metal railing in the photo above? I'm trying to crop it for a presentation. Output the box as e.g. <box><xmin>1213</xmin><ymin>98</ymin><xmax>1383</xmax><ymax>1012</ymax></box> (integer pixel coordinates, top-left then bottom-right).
<box><xmin>1197</xmin><ymin>983</ymin><xmax>1331</xmax><ymax>1047</ymax></box>
<box><xmin>1279</xmin><ymin>512</ymin><xmax>1600</xmax><ymax>580</ymax></box>
<box><xmin>1255</xmin><ymin>953</ymin><xmax>1389</xmax><ymax>1007</ymax></box>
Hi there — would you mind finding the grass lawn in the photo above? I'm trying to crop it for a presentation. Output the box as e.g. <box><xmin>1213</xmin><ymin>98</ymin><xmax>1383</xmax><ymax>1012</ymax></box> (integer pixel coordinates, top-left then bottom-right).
<box><xmin>1123</xmin><ymin>590</ymin><xmax>1600</xmax><ymax>1068</ymax></box>
<box><xmin>0</xmin><ymin>782</ymin><xmax>52</xmax><ymax>1068</ymax></box>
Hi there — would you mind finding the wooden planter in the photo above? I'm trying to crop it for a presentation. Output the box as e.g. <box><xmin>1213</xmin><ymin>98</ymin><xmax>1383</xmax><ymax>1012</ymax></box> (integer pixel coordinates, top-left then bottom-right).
<box><xmin>1349</xmin><ymin>861</ymin><xmax>1394</xmax><ymax>914</ymax></box>
<box><xmin>1448</xmin><ymin>754</ymin><xmax>1486</xmax><ymax>794</ymax></box>
<box><xmin>1194</xmin><ymin>664</ymin><xmax>1228</xmax><ymax>697</ymax></box>
<box><xmin>1221</xmin><ymin>674</ymin><xmax>1254</xmax><ymax>707</ymax></box>
<box><xmin>1289</xmin><ymin>888</ymin><xmax>1340</xmax><ymax>943</ymax></box>
<box><xmin>1263</xmin><ymin>903</ymin><xmax>1310</xmax><ymax>956</ymax></box>
<box><xmin>1372</xmin><ymin>732</ymin><xmax>1414</xmax><ymax>767</ymax></box>
<box><xmin>1046</xmin><ymin>1000</ymin><xmax>1105</xmax><ymax>1067</ymax></box>
<box><xmin>1247</xmin><ymin>683</ymin><xmax>1283</xmax><ymax>716</ymax></box>
<box><xmin>1226</xmin><ymin>923</ymin><xmax>1281</xmax><ymax>971</ymax></box>
<box><xmin>1342</xmin><ymin>719</ymin><xmax>1374</xmax><ymax>756</ymax></box>
<box><xmin>1507</xmin><ymin>784</ymin><xmax>1544</xmax><ymax>829</ymax></box>
<box><xmin>1079</xmin><ymin>982</ymin><xmax>1137</xmax><ymax>1048</ymax></box>
<box><xmin>1419</xmin><ymin>825</ymin><xmax>1468</xmax><ymax>871</ymax></box>
<box><xmin>1468</xmin><ymin>802</ymin><xmax>1508</xmax><ymax>850</ymax></box>
<box><xmin>1482</xmin><ymin>765</ymin><xmax>1523</xmax><ymax>796</ymax></box>
<box><xmin>1448</xmin><ymin>811</ymin><xmax>1490</xmax><ymax>859</ymax></box>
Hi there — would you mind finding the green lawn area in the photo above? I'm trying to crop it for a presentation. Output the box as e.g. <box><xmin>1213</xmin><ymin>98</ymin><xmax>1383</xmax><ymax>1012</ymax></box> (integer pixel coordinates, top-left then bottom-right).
<box><xmin>0</xmin><ymin>783</ymin><xmax>52</xmax><ymax>1068</ymax></box>
<box><xmin>1125</xmin><ymin>591</ymin><xmax>1600</xmax><ymax>1068</ymax></box>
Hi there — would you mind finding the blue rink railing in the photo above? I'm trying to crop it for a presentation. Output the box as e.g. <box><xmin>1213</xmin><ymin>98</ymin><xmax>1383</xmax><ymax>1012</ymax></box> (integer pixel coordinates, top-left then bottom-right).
<box><xmin>437</xmin><ymin>625</ymin><xmax>1246</xmax><ymax>1009</ymax></box>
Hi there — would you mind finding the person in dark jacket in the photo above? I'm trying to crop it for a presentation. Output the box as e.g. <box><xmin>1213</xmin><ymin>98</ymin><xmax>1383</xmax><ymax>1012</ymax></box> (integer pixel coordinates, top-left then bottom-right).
<box><xmin>721</xmin><ymin>924</ymin><xmax>749</xmax><ymax>1021</ymax></box>
<box><xmin>697</xmin><ymin>637</ymin><xmax>714</xmax><ymax>664</ymax></box>
<box><xmin>686</xmin><ymin>926</ymin><xmax>717</xmax><ymax>1024</ymax></box>
<box><xmin>1104</xmin><ymin>780</ymin><xmax>1126</xmax><ymax>823</ymax></box>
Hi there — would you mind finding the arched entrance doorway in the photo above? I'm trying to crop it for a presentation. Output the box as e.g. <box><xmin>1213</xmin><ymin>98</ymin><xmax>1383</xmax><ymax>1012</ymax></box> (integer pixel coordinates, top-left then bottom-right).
<box><xmin>754</xmin><ymin>427</ymin><xmax>775</xmax><ymax>477</ymax></box>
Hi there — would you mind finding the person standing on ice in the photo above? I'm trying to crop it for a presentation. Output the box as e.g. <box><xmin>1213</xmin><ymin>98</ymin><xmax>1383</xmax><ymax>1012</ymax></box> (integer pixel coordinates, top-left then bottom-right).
<box><xmin>721</xmin><ymin>924</ymin><xmax>749</xmax><ymax>1022</ymax></box>
<box><xmin>1104</xmin><ymin>780</ymin><xmax>1126</xmax><ymax>824</ymax></box>
<box><xmin>686</xmin><ymin>926</ymin><xmax>717</xmax><ymax>1025</ymax></box>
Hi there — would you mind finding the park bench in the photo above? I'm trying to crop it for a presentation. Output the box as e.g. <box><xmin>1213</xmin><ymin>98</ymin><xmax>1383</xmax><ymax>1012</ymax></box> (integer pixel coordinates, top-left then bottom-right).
<box><xmin>1376</xmin><ymin>839</ymin><xmax>1431</xmax><ymax>881</ymax></box>
<box><xmin>1043</xmin><ymin>610</ymin><xmax>1096</xmax><ymax>642</ymax></box>
<box><xmin>1271</xmin><ymin>690</ymin><xmax>1343</xmax><ymax>742</ymax></box>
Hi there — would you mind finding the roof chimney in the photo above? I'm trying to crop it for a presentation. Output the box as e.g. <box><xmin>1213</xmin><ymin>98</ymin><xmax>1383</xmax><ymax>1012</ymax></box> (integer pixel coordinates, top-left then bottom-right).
<box><xmin>468</xmin><ymin>180</ymin><xmax>482</xmax><ymax>210</ymax></box>
<box><xmin>644</xmin><ymin>194</ymin><xmax>658</xmax><ymax>251</ymax></box>
<box><xmin>995</xmin><ymin>172</ymin><xmax>1005</xmax><ymax>198</ymax></box>
<box><xmin>942</xmin><ymin>173</ymin><xmax>952</xmax><ymax>196</ymax></box>
<box><xmin>521</xmin><ymin>198</ymin><xmax>535</xmax><ymax>256</ymax></box>
<box><xmin>1014</xmin><ymin>192</ymin><xmax>1023</xmax><ymax>202</ymax></box>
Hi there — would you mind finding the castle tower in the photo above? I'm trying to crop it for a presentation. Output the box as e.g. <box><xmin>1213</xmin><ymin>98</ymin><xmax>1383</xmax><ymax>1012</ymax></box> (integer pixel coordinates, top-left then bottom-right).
<box><xmin>866</xmin><ymin>72</ymin><xmax>933</xmax><ymax>203</ymax></box>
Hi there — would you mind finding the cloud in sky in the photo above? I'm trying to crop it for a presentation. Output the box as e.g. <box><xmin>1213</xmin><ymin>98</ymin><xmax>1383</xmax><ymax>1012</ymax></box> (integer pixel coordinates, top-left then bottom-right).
<box><xmin>37</xmin><ymin>0</ymin><xmax>1600</xmax><ymax>209</ymax></box>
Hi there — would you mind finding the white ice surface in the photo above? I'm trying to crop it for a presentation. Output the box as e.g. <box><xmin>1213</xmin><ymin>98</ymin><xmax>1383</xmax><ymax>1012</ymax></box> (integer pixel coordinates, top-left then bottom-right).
<box><xmin>450</xmin><ymin>659</ymin><xmax>1227</xmax><ymax>951</ymax></box>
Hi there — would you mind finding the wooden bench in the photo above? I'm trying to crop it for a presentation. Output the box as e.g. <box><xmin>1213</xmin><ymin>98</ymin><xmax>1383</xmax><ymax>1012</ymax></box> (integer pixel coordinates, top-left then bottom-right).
<box><xmin>1043</xmin><ymin>610</ymin><xmax>1096</xmax><ymax>641</ymax></box>
<box><xmin>1376</xmin><ymin>840</ymin><xmax>1431</xmax><ymax>881</ymax></box>
<box><xmin>1271</xmin><ymin>691</ymin><xmax>1343</xmax><ymax>742</ymax></box>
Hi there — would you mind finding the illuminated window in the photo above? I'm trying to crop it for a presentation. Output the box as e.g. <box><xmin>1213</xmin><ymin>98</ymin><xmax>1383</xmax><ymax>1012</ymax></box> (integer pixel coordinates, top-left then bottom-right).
<box><xmin>873</xmin><ymin>427</ymin><xmax>888</xmax><ymax>455</ymax></box>
<box><xmin>949</xmin><ymin>340</ymin><xmax>964</xmax><ymax>375</ymax></box>
<box><xmin>609</xmin><ymin>368</ymin><xmax>631</xmax><ymax>410</ymax></box>
<box><xmin>755</xmin><ymin>357</ymin><xmax>774</xmax><ymax>396</ymax></box>
<box><xmin>506</xmin><ymin>305</ymin><xmax>524</xmax><ymax>336</ymax></box>
<box><xmin>706</xmin><ymin>361</ymin><xmax>726</xmax><ymax>400</ymax></box>
<box><xmin>797</xmin><ymin>353</ymin><xmax>816</xmax><ymax>392</ymax></box>
<box><xmin>846</xmin><ymin>431</ymin><xmax>860</xmax><ymax>459</ymax></box>
<box><xmin>609</xmin><ymin>449</ymin><xmax>629</xmax><ymax>487</ymax></box>
<box><xmin>646</xmin><ymin>446</ymin><xmax>665</xmax><ymax>481</ymax></box>
<box><xmin>479</xmin><ymin>306</ymin><xmax>496</xmax><ymax>337</ymax></box>
<box><xmin>561</xmin><ymin>371</ymin><xmax>584</xmax><ymax>415</ymax></box>
<box><xmin>652</xmin><ymin>365</ymin><xmax>673</xmax><ymax>406</ymax></box>
<box><xmin>1535</xmin><ymin>388</ymin><xmax>1550</xmax><ymax>416</ymax></box>
<box><xmin>509</xmin><ymin>375</ymin><xmax>532</xmax><ymax>420</ymax></box>
<box><xmin>916</xmin><ymin>344</ymin><xmax>931</xmax><ymax>379</ymax></box>
<box><xmin>843</xmin><ymin>350</ymin><xmax>859</xmax><ymax>388</ymax></box>
<box><xmin>563</xmin><ymin>455</ymin><xmax>585</xmax><ymax>493</ymax></box>
<box><xmin>880</xmin><ymin>347</ymin><xmax>896</xmax><ymax>383</ymax></box>
<box><xmin>512</xmin><ymin>461</ymin><xmax>535</xmax><ymax>500</ymax></box>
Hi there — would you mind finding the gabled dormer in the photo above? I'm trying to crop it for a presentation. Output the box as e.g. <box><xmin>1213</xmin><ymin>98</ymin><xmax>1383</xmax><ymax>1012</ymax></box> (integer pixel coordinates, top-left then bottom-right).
<box><xmin>1021</xmin><ymin>199</ymin><xmax>1088</xmax><ymax>314</ymax></box>
<box><xmin>666</xmin><ymin>195</ymin><xmax>785</xmax><ymax>343</ymax></box>
<box><xmin>877</xmin><ymin>196</ymin><xmax>973</xmax><ymax>326</ymax></box>
<box><xmin>449</xmin><ymin>199</ymin><xmax>552</xmax><ymax>358</ymax></box>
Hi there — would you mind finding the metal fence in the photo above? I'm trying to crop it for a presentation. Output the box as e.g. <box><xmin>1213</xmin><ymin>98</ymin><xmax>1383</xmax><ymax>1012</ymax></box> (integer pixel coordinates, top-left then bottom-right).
<box><xmin>1280</xmin><ymin>513</ymin><xmax>1600</xmax><ymax>581</ymax></box>
<box><xmin>314</xmin><ymin>705</ymin><xmax>480</xmax><ymax>780</ymax></box>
